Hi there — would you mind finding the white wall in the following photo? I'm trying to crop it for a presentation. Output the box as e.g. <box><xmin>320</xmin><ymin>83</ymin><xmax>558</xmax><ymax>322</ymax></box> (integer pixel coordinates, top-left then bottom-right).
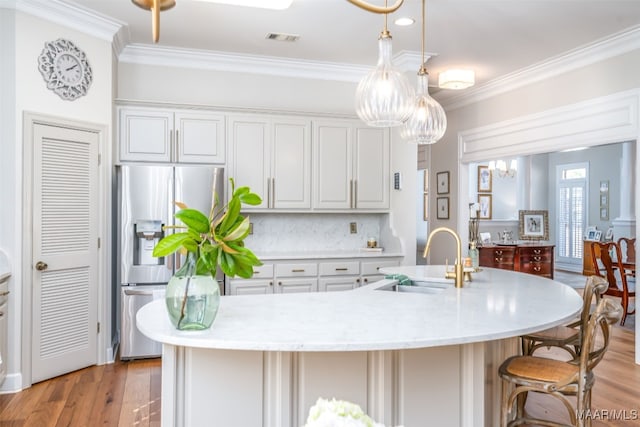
<box><xmin>1</xmin><ymin>10</ymin><xmax>114</xmax><ymax>392</ymax></box>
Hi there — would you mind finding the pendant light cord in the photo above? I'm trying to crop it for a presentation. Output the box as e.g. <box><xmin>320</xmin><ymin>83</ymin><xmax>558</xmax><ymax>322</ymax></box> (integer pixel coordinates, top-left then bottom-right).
<box><xmin>420</xmin><ymin>0</ymin><xmax>427</xmax><ymax>74</ymax></box>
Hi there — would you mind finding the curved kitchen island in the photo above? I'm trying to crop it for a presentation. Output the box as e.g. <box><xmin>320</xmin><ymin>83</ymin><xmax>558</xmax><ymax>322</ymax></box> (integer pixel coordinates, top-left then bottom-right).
<box><xmin>137</xmin><ymin>266</ymin><xmax>582</xmax><ymax>427</ymax></box>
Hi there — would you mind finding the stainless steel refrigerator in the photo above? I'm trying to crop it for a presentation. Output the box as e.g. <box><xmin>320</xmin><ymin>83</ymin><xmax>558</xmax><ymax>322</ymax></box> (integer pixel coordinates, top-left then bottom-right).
<box><xmin>117</xmin><ymin>165</ymin><xmax>224</xmax><ymax>359</ymax></box>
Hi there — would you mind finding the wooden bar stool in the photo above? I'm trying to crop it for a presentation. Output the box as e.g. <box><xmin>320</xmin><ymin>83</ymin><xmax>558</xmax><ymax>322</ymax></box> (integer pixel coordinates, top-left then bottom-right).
<box><xmin>499</xmin><ymin>298</ymin><xmax>622</xmax><ymax>427</ymax></box>
<box><xmin>520</xmin><ymin>276</ymin><xmax>608</xmax><ymax>358</ymax></box>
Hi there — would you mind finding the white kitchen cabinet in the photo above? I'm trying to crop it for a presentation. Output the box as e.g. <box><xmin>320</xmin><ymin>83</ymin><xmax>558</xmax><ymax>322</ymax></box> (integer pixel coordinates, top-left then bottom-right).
<box><xmin>319</xmin><ymin>277</ymin><xmax>360</xmax><ymax>292</ymax></box>
<box><xmin>313</xmin><ymin>119</ymin><xmax>390</xmax><ymax>210</ymax></box>
<box><xmin>226</xmin><ymin>257</ymin><xmax>401</xmax><ymax>295</ymax></box>
<box><xmin>228</xmin><ymin>279</ymin><xmax>273</xmax><ymax>295</ymax></box>
<box><xmin>118</xmin><ymin>106</ymin><xmax>225</xmax><ymax>164</ymax></box>
<box><xmin>276</xmin><ymin>278</ymin><xmax>318</xmax><ymax>293</ymax></box>
<box><xmin>228</xmin><ymin>115</ymin><xmax>311</xmax><ymax>210</ymax></box>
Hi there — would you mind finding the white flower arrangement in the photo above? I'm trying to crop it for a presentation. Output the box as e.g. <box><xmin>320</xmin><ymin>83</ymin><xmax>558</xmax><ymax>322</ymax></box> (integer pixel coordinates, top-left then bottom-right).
<box><xmin>304</xmin><ymin>398</ymin><xmax>402</xmax><ymax>427</ymax></box>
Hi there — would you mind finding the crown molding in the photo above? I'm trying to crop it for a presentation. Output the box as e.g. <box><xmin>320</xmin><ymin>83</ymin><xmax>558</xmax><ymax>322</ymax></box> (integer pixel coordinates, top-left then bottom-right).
<box><xmin>11</xmin><ymin>0</ymin><xmax>125</xmax><ymax>44</ymax></box>
<box><xmin>119</xmin><ymin>44</ymin><xmax>374</xmax><ymax>82</ymax></box>
<box><xmin>441</xmin><ymin>25</ymin><xmax>640</xmax><ymax>111</ymax></box>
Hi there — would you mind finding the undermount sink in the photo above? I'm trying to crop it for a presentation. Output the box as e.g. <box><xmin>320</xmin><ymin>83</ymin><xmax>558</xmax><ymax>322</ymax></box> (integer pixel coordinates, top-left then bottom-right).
<box><xmin>377</xmin><ymin>281</ymin><xmax>448</xmax><ymax>294</ymax></box>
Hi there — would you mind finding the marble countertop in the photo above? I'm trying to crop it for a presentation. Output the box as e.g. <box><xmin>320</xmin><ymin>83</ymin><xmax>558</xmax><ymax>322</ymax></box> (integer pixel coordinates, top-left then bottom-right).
<box><xmin>137</xmin><ymin>265</ymin><xmax>582</xmax><ymax>352</ymax></box>
<box><xmin>254</xmin><ymin>249</ymin><xmax>404</xmax><ymax>260</ymax></box>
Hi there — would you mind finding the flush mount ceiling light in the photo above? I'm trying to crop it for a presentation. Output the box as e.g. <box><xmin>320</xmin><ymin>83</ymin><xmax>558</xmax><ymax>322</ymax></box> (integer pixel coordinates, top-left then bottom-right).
<box><xmin>438</xmin><ymin>69</ymin><xmax>475</xmax><ymax>90</ymax></box>
<box><xmin>134</xmin><ymin>0</ymin><xmax>293</xmax><ymax>42</ymax></box>
<box><xmin>349</xmin><ymin>0</ymin><xmax>413</xmax><ymax>127</ymax></box>
<box><xmin>401</xmin><ymin>0</ymin><xmax>446</xmax><ymax>144</ymax></box>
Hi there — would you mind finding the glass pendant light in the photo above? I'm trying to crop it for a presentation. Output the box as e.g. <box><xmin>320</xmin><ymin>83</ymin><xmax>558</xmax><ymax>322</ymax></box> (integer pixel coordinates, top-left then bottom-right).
<box><xmin>355</xmin><ymin>8</ymin><xmax>413</xmax><ymax>127</ymax></box>
<box><xmin>402</xmin><ymin>0</ymin><xmax>447</xmax><ymax>144</ymax></box>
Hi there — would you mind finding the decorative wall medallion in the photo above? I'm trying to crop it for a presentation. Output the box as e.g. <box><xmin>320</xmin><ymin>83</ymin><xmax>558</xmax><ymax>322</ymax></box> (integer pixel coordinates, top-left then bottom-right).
<box><xmin>38</xmin><ymin>39</ymin><xmax>93</xmax><ymax>101</ymax></box>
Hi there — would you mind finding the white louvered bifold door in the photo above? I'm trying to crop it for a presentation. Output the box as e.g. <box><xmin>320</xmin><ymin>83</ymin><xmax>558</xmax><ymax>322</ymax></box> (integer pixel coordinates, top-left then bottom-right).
<box><xmin>31</xmin><ymin>123</ymin><xmax>99</xmax><ymax>383</ymax></box>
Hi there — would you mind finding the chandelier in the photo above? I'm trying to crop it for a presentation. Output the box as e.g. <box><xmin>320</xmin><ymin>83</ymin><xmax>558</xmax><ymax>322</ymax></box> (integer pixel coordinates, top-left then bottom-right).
<box><xmin>400</xmin><ymin>0</ymin><xmax>446</xmax><ymax>144</ymax></box>
<box><xmin>489</xmin><ymin>159</ymin><xmax>517</xmax><ymax>178</ymax></box>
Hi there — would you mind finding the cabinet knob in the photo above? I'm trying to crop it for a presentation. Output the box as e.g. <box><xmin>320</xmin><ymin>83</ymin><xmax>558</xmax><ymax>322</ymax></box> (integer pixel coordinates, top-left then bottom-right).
<box><xmin>278</xmin><ymin>281</ymin><xmax>282</xmax><ymax>286</ymax></box>
<box><xmin>269</xmin><ymin>281</ymin><xmax>273</xmax><ymax>286</ymax></box>
<box><xmin>356</xmin><ymin>278</ymin><xmax>360</xmax><ymax>283</ymax></box>
<box><xmin>363</xmin><ymin>278</ymin><xmax>368</xmax><ymax>283</ymax></box>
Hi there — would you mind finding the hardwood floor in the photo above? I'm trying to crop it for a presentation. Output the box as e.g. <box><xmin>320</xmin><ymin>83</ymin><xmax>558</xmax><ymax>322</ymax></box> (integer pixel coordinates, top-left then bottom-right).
<box><xmin>0</xmin><ymin>358</ymin><xmax>161</xmax><ymax>427</ymax></box>
<box><xmin>0</xmin><ymin>326</ymin><xmax>637</xmax><ymax>426</ymax></box>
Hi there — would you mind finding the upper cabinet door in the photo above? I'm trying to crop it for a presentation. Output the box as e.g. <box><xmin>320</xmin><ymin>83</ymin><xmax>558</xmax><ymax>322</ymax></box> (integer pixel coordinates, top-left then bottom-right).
<box><xmin>313</xmin><ymin>120</ymin><xmax>353</xmax><ymax>210</ymax></box>
<box><xmin>175</xmin><ymin>111</ymin><xmax>226</xmax><ymax>164</ymax></box>
<box><xmin>353</xmin><ymin>126</ymin><xmax>390</xmax><ymax>210</ymax></box>
<box><xmin>119</xmin><ymin>107</ymin><xmax>173</xmax><ymax>162</ymax></box>
<box><xmin>271</xmin><ymin>119</ymin><xmax>311</xmax><ymax>209</ymax></box>
<box><xmin>228</xmin><ymin>116</ymin><xmax>270</xmax><ymax>209</ymax></box>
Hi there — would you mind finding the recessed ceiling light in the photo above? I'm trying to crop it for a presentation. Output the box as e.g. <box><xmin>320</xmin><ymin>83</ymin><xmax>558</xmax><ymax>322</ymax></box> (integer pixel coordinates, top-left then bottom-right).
<box><xmin>266</xmin><ymin>32</ymin><xmax>300</xmax><ymax>42</ymax></box>
<box><xmin>394</xmin><ymin>17</ymin><xmax>415</xmax><ymax>26</ymax></box>
<box><xmin>192</xmin><ymin>0</ymin><xmax>293</xmax><ymax>10</ymax></box>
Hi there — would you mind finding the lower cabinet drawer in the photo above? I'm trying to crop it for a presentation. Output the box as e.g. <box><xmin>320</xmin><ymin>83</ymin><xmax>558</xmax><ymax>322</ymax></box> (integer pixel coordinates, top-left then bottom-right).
<box><xmin>250</xmin><ymin>264</ymin><xmax>274</xmax><ymax>279</ymax></box>
<box><xmin>361</xmin><ymin>260</ymin><xmax>400</xmax><ymax>276</ymax></box>
<box><xmin>275</xmin><ymin>263</ymin><xmax>318</xmax><ymax>277</ymax></box>
<box><xmin>319</xmin><ymin>261</ymin><xmax>359</xmax><ymax>276</ymax></box>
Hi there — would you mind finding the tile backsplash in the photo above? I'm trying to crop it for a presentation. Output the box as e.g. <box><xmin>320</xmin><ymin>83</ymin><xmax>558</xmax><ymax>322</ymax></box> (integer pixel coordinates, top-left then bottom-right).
<box><xmin>243</xmin><ymin>213</ymin><xmax>398</xmax><ymax>253</ymax></box>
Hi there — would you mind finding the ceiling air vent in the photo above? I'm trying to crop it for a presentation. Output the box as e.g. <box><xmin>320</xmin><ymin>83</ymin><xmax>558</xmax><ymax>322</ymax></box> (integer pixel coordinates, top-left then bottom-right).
<box><xmin>265</xmin><ymin>32</ymin><xmax>300</xmax><ymax>42</ymax></box>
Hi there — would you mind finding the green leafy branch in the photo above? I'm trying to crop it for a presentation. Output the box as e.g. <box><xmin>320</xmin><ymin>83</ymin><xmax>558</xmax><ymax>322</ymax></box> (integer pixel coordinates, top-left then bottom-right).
<box><xmin>152</xmin><ymin>178</ymin><xmax>263</xmax><ymax>279</ymax></box>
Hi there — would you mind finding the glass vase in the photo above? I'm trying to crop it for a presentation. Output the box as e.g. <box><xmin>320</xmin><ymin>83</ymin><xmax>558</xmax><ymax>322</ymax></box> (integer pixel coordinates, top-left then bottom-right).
<box><xmin>165</xmin><ymin>252</ymin><xmax>220</xmax><ymax>330</ymax></box>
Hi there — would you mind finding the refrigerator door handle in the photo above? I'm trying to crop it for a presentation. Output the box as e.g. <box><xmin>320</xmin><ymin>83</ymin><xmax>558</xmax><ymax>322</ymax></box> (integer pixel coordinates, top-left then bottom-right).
<box><xmin>123</xmin><ymin>288</ymin><xmax>162</xmax><ymax>296</ymax></box>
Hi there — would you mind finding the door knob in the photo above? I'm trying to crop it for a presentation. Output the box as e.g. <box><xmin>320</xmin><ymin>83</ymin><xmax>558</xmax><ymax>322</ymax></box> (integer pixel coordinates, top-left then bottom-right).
<box><xmin>35</xmin><ymin>261</ymin><xmax>48</xmax><ymax>271</ymax></box>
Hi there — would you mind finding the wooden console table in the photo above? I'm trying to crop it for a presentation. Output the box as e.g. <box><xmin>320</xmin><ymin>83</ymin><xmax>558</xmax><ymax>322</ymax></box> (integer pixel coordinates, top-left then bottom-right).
<box><xmin>479</xmin><ymin>243</ymin><xmax>555</xmax><ymax>279</ymax></box>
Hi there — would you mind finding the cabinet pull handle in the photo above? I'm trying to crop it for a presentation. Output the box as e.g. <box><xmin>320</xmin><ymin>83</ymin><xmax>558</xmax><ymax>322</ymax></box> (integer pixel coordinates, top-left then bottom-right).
<box><xmin>495</xmin><ymin>250</ymin><xmax>503</xmax><ymax>255</ymax></box>
<box><xmin>271</xmin><ymin>177</ymin><xmax>275</xmax><ymax>208</ymax></box>
<box><xmin>175</xmin><ymin>129</ymin><xmax>180</xmax><ymax>161</ymax></box>
<box><xmin>0</xmin><ymin>290</ymin><xmax>9</xmax><ymax>297</ymax></box>
<box><xmin>349</xmin><ymin>179</ymin><xmax>353</xmax><ymax>208</ymax></box>
<box><xmin>533</xmin><ymin>256</ymin><xmax>542</xmax><ymax>261</ymax></box>
<box><xmin>495</xmin><ymin>257</ymin><xmax>502</xmax><ymax>263</ymax></box>
<box><xmin>533</xmin><ymin>266</ymin><xmax>541</xmax><ymax>272</ymax></box>
<box><xmin>292</xmin><ymin>269</ymin><xmax>305</xmax><ymax>273</ymax></box>
<box><xmin>253</xmin><ymin>270</ymin><xmax>260</xmax><ymax>274</ymax></box>
<box><xmin>267</xmin><ymin>178</ymin><xmax>271</xmax><ymax>208</ymax></box>
<box><xmin>353</xmin><ymin>179</ymin><xmax>357</xmax><ymax>209</ymax></box>
<box><xmin>534</xmin><ymin>249</ymin><xmax>541</xmax><ymax>254</ymax></box>
<box><xmin>335</xmin><ymin>268</ymin><xmax>348</xmax><ymax>271</ymax></box>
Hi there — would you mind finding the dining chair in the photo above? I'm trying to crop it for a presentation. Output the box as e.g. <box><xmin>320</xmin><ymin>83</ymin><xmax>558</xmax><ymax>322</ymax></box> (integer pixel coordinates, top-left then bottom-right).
<box><xmin>520</xmin><ymin>275</ymin><xmax>608</xmax><ymax>358</ymax></box>
<box><xmin>499</xmin><ymin>298</ymin><xmax>622</xmax><ymax>427</ymax></box>
<box><xmin>591</xmin><ymin>241</ymin><xmax>636</xmax><ymax>326</ymax></box>
<box><xmin>617</xmin><ymin>237</ymin><xmax>636</xmax><ymax>263</ymax></box>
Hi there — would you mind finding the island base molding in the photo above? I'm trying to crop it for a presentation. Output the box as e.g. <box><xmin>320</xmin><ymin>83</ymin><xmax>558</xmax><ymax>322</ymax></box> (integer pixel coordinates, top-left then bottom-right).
<box><xmin>160</xmin><ymin>340</ymin><xmax>517</xmax><ymax>427</ymax></box>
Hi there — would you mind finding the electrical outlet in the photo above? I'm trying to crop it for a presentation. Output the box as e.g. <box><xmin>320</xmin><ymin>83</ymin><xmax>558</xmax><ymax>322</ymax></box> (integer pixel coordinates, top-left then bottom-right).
<box><xmin>350</xmin><ymin>222</ymin><xmax>357</xmax><ymax>234</ymax></box>
<box><xmin>249</xmin><ymin>222</ymin><xmax>253</xmax><ymax>235</ymax></box>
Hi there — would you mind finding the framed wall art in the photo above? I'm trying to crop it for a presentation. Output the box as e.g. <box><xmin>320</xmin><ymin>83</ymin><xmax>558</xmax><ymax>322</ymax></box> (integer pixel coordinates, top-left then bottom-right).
<box><xmin>518</xmin><ymin>210</ymin><xmax>549</xmax><ymax>240</ymax></box>
<box><xmin>478</xmin><ymin>194</ymin><xmax>492</xmax><ymax>219</ymax></box>
<box><xmin>436</xmin><ymin>171</ymin><xmax>450</xmax><ymax>194</ymax></box>
<box><xmin>436</xmin><ymin>197</ymin><xmax>449</xmax><ymax>219</ymax></box>
<box><xmin>477</xmin><ymin>165</ymin><xmax>492</xmax><ymax>193</ymax></box>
